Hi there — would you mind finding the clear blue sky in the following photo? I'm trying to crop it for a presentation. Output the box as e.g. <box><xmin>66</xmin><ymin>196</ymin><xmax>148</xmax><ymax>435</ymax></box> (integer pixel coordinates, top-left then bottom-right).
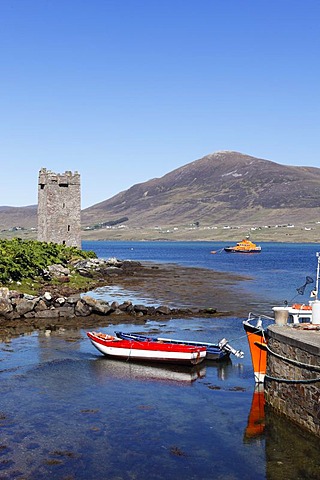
<box><xmin>1</xmin><ymin>0</ymin><xmax>319</xmax><ymax>208</ymax></box>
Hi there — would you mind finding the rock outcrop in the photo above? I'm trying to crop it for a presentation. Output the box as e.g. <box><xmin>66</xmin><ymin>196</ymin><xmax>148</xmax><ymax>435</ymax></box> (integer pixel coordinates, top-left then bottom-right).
<box><xmin>0</xmin><ymin>286</ymin><xmax>216</xmax><ymax>322</ymax></box>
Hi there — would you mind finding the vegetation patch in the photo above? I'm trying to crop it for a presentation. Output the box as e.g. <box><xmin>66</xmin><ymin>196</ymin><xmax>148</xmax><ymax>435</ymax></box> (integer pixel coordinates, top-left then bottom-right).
<box><xmin>0</xmin><ymin>238</ymin><xmax>97</xmax><ymax>292</ymax></box>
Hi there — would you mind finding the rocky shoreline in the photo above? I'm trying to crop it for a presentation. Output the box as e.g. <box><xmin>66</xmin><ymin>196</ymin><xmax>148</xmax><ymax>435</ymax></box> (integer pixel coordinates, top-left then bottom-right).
<box><xmin>0</xmin><ymin>257</ymin><xmax>256</xmax><ymax>338</ymax></box>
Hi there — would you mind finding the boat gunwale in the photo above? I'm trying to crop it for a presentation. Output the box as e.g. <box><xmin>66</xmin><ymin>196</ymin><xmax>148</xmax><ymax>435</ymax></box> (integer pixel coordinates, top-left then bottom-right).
<box><xmin>87</xmin><ymin>332</ymin><xmax>207</xmax><ymax>353</ymax></box>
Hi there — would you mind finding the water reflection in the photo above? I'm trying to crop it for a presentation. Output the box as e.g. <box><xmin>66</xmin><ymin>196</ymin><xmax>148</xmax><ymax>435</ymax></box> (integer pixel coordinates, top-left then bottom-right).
<box><xmin>244</xmin><ymin>384</ymin><xmax>266</xmax><ymax>442</ymax></box>
<box><xmin>85</xmin><ymin>284</ymin><xmax>158</xmax><ymax>307</ymax></box>
<box><xmin>89</xmin><ymin>356</ymin><xmax>235</xmax><ymax>386</ymax></box>
<box><xmin>1</xmin><ymin>319</ymin><xmax>320</xmax><ymax>479</ymax></box>
<box><xmin>243</xmin><ymin>386</ymin><xmax>320</xmax><ymax>479</ymax></box>
<box><xmin>91</xmin><ymin>358</ymin><xmax>206</xmax><ymax>383</ymax></box>
<box><xmin>265</xmin><ymin>405</ymin><xmax>320</xmax><ymax>480</ymax></box>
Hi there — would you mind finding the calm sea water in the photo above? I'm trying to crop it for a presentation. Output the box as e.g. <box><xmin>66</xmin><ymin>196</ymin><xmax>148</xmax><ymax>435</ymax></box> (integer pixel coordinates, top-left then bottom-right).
<box><xmin>1</xmin><ymin>241</ymin><xmax>319</xmax><ymax>479</ymax></box>
<box><xmin>84</xmin><ymin>240</ymin><xmax>320</xmax><ymax>308</ymax></box>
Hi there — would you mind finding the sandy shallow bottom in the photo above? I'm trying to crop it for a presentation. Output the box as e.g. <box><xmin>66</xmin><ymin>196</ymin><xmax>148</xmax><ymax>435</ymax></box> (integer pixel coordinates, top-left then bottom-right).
<box><xmin>105</xmin><ymin>261</ymin><xmax>256</xmax><ymax>314</ymax></box>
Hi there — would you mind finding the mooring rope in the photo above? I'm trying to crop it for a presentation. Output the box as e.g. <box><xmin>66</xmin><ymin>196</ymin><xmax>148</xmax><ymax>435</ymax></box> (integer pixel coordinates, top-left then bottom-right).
<box><xmin>265</xmin><ymin>343</ymin><xmax>320</xmax><ymax>371</ymax></box>
<box><xmin>264</xmin><ymin>374</ymin><xmax>320</xmax><ymax>384</ymax></box>
<box><xmin>265</xmin><ymin>337</ymin><xmax>320</xmax><ymax>383</ymax></box>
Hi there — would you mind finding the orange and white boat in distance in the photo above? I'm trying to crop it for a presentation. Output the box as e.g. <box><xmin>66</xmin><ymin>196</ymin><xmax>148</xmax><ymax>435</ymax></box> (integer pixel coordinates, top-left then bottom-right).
<box><xmin>224</xmin><ymin>237</ymin><xmax>261</xmax><ymax>253</ymax></box>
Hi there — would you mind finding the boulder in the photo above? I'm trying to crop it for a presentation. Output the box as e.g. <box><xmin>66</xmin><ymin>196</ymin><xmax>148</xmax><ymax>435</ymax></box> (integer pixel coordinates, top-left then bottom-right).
<box><xmin>34</xmin><ymin>310</ymin><xmax>60</xmax><ymax>319</ymax></box>
<box><xmin>0</xmin><ymin>287</ymin><xmax>10</xmax><ymax>299</ymax></box>
<box><xmin>15</xmin><ymin>298</ymin><xmax>38</xmax><ymax>315</ymax></box>
<box><xmin>77</xmin><ymin>269</ymin><xmax>93</xmax><ymax>278</ymax></box>
<box><xmin>156</xmin><ymin>306</ymin><xmax>172</xmax><ymax>315</ymax></box>
<box><xmin>81</xmin><ymin>295</ymin><xmax>113</xmax><ymax>315</ymax></box>
<box><xmin>66</xmin><ymin>295</ymin><xmax>81</xmax><ymax>305</ymax></box>
<box><xmin>58</xmin><ymin>306</ymin><xmax>75</xmax><ymax>318</ymax></box>
<box><xmin>134</xmin><ymin>304</ymin><xmax>149</xmax><ymax>315</ymax></box>
<box><xmin>0</xmin><ymin>298</ymin><xmax>13</xmax><ymax>317</ymax></box>
<box><xmin>48</xmin><ymin>264</ymin><xmax>71</xmax><ymax>277</ymax></box>
<box><xmin>55</xmin><ymin>297</ymin><xmax>66</xmax><ymax>306</ymax></box>
<box><xmin>75</xmin><ymin>300</ymin><xmax>92</xmax><ymax>316</ymax></box>
<box><xmin>118</xmin><ymin>301</ymin><xmax>132</xmax><ymax>311</ymax></box>
<box><xmin>42</xmin><ymin>292</ymin><xmax>52</xmax><ymax>302</ymax></box>
<box><xmin>35</xmin><ymin>299</ymin><xmax>49</xmax><ymax>312</ymax></box>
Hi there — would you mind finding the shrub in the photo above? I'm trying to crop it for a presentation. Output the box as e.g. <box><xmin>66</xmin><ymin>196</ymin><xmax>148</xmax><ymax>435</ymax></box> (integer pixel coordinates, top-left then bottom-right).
<box><xmin>0</xmin><ymin>238</ymin><xmax>97</xmax><ymax>284</ymax></box>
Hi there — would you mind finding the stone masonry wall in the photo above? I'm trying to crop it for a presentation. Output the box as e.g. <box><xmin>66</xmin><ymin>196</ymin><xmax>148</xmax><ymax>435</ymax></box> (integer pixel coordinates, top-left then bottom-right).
<box><xmin>37</xmin><ymin>168</ymin><xmax>81</xmax><ymax>248</ymax></box>
<box><xmin>264</xmin><ymin>325</ymin><xmax>320</xmax><ymax>437</ymax></box>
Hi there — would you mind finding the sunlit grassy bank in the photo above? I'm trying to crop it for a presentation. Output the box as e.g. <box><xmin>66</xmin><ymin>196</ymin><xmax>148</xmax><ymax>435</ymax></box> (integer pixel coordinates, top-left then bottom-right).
<box><xmin>1</xmin><ymin>222</ymin><xmax>320</xmax><ymax>243</ymax></box>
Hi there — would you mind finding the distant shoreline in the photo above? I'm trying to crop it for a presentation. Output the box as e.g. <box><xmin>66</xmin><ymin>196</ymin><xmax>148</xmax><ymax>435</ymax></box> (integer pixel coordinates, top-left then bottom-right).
<box><xmin>80</xmin><ymin>226</ymin><xmax>320</xmax><ymax>244</ymax></box>
<box><xmin>1</xmin><ymin>221</ymin><xmax>320</xmax><ymax>244</ymax></box>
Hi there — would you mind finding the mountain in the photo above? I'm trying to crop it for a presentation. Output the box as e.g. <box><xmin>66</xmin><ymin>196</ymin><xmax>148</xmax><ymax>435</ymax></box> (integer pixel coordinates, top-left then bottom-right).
<box><xmin>1</xmin><ymin>151</ymin><xmax>320</xmax><ymax>234</ymax></box>
<box><xmin>81</xmin><ymin>151</ymin><xmax>320</xmax><ymax>227</ymax></box>
<box><xmin>0</xmin><ymin>205</ymin><xmax>38</xmax><ymax>230</ymax></box>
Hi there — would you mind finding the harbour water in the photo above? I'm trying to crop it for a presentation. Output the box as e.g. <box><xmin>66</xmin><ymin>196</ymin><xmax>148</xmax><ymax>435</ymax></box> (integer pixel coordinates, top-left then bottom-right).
<box><xmin>1</xmin><ymin>242</ymin><xmax>320</xmax><ymax>479</ymax></box>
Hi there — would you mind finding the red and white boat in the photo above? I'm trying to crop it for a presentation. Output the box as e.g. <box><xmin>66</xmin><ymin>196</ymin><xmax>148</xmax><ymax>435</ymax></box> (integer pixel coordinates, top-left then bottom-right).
<box><xmin>114</xmin><ymin>331</ymin><xmax>244</xmax><ymax>361</ymax></box>
<box><xmin>87</xmin><ymin>331</ymin><xmax>206</xmax><ymax>366</ymax></box>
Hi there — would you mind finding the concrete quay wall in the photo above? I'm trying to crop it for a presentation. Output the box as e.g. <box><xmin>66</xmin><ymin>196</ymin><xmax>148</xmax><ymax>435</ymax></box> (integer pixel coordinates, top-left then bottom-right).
<box><xmin>264</xmin><ymin>325</ymin><xmax>320</xmax><ymax>437</ymax></box>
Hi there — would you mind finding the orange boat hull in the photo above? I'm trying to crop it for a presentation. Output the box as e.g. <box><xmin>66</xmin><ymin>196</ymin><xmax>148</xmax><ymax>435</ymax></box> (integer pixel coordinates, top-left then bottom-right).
<box><xmin>243</xmin><ymin>321</ymin><xmax>267</xmax><ymax>383</ymax></box>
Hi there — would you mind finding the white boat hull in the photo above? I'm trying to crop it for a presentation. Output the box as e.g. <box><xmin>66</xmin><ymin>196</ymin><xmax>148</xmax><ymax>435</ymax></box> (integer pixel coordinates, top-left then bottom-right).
<box><xmin>87</xmin><ymin>333</ymin><xmax>206</xmax><ymax>365</ymax></box>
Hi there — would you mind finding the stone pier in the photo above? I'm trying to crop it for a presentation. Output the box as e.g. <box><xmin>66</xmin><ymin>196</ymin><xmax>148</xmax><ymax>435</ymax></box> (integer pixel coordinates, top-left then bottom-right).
<box><xmin>264</xmin><ymin>325</ymin><xmax>320</xmax><ymax>437</ymax></box>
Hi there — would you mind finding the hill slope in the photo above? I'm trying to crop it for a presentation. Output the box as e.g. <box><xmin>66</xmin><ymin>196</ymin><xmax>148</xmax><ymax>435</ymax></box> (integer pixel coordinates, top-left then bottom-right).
<box><xmin>0</xmin><ymin>205</ymin><xmax>37</xmax><ymax>230</ymax></box>
<box><xmin>1</xmin><ymin>151</ymin><xmax>320</xmax><ymax>235</ymax></box>
<box><xmin>81</xmin><ymin>151</ymin><xmax>320</xmax><ymax>227</ymax></box>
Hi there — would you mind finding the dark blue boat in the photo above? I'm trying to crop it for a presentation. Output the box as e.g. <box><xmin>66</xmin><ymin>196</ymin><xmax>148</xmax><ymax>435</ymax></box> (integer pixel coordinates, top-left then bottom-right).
<box><xmin>115</xmin><ymin>331</ymin><xmax>244</xmax><ymax>361</ymax></box>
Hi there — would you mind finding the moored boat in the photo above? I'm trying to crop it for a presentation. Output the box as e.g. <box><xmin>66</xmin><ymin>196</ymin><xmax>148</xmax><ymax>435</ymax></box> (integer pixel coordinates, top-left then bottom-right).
<box><xmin>224</xmin><ymin>237</ymin><xmax>261</xmax><ymax>253</ymax></box>
<box><xmin>115</xmin><ymin>331</ymin><xmax>244</xmax><ymax>361</ymax></box>
<box><xmin>286</xmin><ymin>303</ymin><xmax>313</xmax><ymax>324</ymax></box>
<box><xmin>243</xmin><ymin>313</ymin><xmax>271</xmax><ymax>383</ymax></box>
<box><xmin>87</xmin><ymin>331</ymin><xmax>207</xmax><ymax>366</ymax></box>
<box><xmin>244</xmin><ymin>251</ymin><xmax>320</xmax><ymax>382</ymax></box>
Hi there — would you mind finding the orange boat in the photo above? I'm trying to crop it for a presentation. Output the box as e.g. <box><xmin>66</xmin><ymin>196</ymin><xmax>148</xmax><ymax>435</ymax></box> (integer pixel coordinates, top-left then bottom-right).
<box><xmin>244</xmin><ymin>307</ymin><xmax>318</xmax><ymax>383</ymax></box>
<box><xmin>243</xmin><ymin>313</ymin><xmax>269</xmax><ymax>383</ymax></box>
<box><xmin>224</xmin><ymin>237</ymin><xmax>261</xmax><ymax>253</ymax></box>
<box><xmin>244</xmin><ymin>252</ymin><xmax>320</xmax><ymax>383</ymax></box>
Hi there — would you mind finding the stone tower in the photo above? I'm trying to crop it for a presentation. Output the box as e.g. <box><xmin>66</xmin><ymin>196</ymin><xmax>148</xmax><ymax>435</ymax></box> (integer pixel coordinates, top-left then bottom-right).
<box><xmin>37</xmin><ymin>168</ymin><xmax>81</xmax><ymax>249</ymax></box>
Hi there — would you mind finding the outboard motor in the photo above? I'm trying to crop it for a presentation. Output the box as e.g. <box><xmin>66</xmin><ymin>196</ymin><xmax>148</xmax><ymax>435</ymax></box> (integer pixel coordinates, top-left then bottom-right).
<box><xmin>218</xmin><ymin>338</ymin><xmax>244</xmax><ymax>358</ymax></box>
